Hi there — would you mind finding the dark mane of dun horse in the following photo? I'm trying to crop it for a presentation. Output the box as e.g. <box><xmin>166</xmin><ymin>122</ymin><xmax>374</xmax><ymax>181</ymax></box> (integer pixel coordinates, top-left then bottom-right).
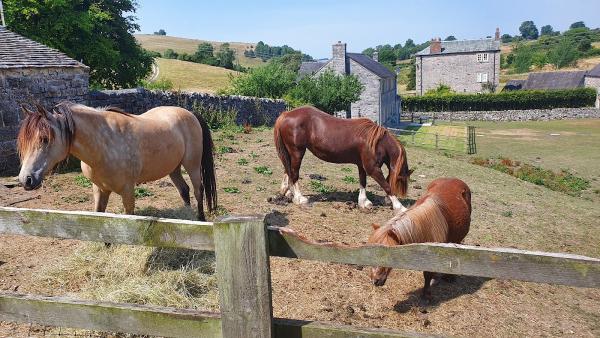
<box><xmin>368</xmin><ymin>178</ymin><xmax>472</xmax><ymax>297</ymax></box>
<box><xmin>274</xmin><ymin>106</ymin><xmax>411</xmax><ymax>210</ymax></box>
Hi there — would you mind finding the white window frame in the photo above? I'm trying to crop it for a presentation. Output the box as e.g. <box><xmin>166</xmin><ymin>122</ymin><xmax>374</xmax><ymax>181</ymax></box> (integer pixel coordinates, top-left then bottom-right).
<box><xmin>477</xmin><ymin>53</ymin><xmax>489</xmax><ymax>63</ymax></box>
<box><xmin>477</xmin><ymin>73</ymin><xmax>489</xmax><ymax>83</ymax></box>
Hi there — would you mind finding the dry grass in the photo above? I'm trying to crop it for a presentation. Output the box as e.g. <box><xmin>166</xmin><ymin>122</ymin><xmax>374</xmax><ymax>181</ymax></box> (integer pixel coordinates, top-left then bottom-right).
<box><xmin>1</xmin><ymin>123</ymin><xmax>599</xmax><ymax>337</ymax></box>
<box><xmin>155</xmin><ymin>58</ymin><xmax>236</xmax><ymax>93</ymax></box>
<box><xmin>136</xmin><ymin>34</ymin><xmax>264</xmax><ymax>68</ymax></box>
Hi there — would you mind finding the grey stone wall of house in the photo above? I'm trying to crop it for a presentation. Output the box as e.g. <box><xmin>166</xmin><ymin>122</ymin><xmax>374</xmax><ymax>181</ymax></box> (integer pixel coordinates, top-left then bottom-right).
<box><xmin>0</xmin><ymin>67</ymin><xmax>89</xmax><ymax>176</ymax></box>
<box><xmin>348</xmin><ymin>59</ymin><xmax>381</xmax><ymax>122</ymax></box>
<box><xmin>584</xmin><ymin>76</ymin><xmax>600</xmax><ymax>108</ymax></box>
<box><xmin>87</xmin><ymin>88</ymin><xmax>287</xmax><ymax>126</ymax></box>
<box><xmin>416</xmin><ymin>51</ymin><xmax>500</xmax><ymax>95</ymax></box>
<box><xmin>380</xmin><ymin>77</ymin><xmax>400</xmax><ymax>126</ymax></box>
<box><xmin>408</xmin><ymin>107</ymin><xmax>600</xmax><ymax>121</ymax></box>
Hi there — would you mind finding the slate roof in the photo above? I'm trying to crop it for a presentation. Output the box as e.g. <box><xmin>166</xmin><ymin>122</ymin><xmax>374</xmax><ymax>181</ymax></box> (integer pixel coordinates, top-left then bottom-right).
<box><xmin>522</xmin><ymin>71</ymin><xmax>586</xmax><ymax>90</ymax></box>
<box><xmin>503</xmin><ymin>79</ymin><xmax>526</xmax><ymax>91</ymax></box>
<box><xmin>416</xmin><ymin>39</ymin><xmax>500</xmax><ymax>56</ymax></box>
<box><xmin>347</xmin><ymin>53</ymin><xmax>395</xmax><ymax>79</ymax></box>
<box><xmin>0</xmin><ymin>27</ymin><xmax>87</xmax><ymax>69</ymax></box>
<box><xmin>587</xmin><ymin>64</ymin><xmax>600</xmax><ymax>78</ymax></box>
<box><xmin>298</xmin><ymin>60</ymin><xmax>327</xmax><ymax>77</ymax></box>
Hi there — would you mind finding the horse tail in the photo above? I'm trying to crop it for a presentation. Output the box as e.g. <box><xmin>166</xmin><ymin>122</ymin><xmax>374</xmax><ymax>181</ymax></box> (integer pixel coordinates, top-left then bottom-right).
<box><xmin>389</xmin><ymin>134</ymin><xmax>410</xmax><ymax>197</ymax></box>
<box><xmin>197</xmin><ymin>115</ymin><xmax>217</xmax><ymax>213</ymax></box>
<box><xmin>274</xmin><ymin>113</ymin><xmax>292</xmax><ymax>176</ymax></box>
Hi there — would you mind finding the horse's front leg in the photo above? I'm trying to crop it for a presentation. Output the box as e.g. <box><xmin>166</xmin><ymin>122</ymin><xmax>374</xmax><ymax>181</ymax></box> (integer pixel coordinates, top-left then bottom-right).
<box><xmin>120</xmin><ymin>187</ymin><xmax>136</xmax><ymax>215</ymax></box>
<box><xmin>357</xmin><ymin>166</ymin><xmax>373</xmax><ymax>209</ymax></box>
<box><xmin>280</xmin><ymin>174</ymin><xmax>292</xmax><ymax>199</ymax></box>
<box><xmin>368</xmin><ymin>167</ymin><xmax>407</xmax><ymax>212</ymax></box>
<box><xmin>93</xmin><ymin>184</ymin><xmax>111</xmax><ymax>212</ymax></box>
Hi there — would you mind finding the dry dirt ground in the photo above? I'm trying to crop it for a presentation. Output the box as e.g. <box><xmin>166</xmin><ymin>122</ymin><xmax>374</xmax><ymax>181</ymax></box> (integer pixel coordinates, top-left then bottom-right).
<box><xmin>0</xmin><ymin>127</ymin><xmax>599</xmax><ymax>337</ymax></box>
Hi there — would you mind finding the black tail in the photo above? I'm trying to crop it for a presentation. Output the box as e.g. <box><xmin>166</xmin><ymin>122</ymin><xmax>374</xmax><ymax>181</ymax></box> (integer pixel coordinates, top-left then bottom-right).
<box><xmin>274</xmin><ymin>113</ymin><xmax>291</xmax><ymax>177</ymax></box>
<box><xmin>198</xmin><ymin>115</ymin><xmax>217</xmax><ymax>213</ymax></box>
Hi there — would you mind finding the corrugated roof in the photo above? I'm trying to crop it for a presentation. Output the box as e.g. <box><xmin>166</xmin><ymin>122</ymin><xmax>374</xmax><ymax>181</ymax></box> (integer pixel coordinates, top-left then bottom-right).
<box><xmin>416</xmin><ymin>39</ymin><xmax>500</xmax><ymax>56</ymax></box>
<box><xmin>0</xmin><ymin>27</ymin><xmax>87</xmax><ymax>69</ymax></box>
<box><xmin>523</xmin><ymin>71</ymin><xmax>586</xmax><ymax>90</ymax></box>
<box><xmin>347</xmin><ymin>53</ymin><xmax>395</xmax><ymax>78</ymax></box>
<box><xmin>587</xmin><ymin>64</ymin><xmax>600</xmax><ymax>78</ymax></box>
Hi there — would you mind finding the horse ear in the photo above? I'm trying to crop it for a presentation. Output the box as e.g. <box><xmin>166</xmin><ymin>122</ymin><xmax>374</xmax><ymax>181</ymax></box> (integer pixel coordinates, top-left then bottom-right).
<box><xmin>20</xmin><ymin>105</ymin><xmax>34</xmax><ymax>118</ymax></box>
<box><xmin>371</xmin><ymin>223</ymin><xmax>380</xmax><ymax>230</ymax></box>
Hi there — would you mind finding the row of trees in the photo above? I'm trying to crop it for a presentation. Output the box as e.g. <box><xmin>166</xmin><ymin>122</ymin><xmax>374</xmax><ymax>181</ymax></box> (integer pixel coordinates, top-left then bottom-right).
<box><xmin>244</xmin><ymin>41</ymin><xmax>313</xmax><ymax>62</ymax></box>
<box><xmin>4</xmin><ymin>0</ymin><xmax>153</xmax><ymax>89</ymax></box>
<box><xmin>502</xmin><ymin>20</ymin><xmax>592</xmax><ymax>42</ymax></box>
<box><xmin>224</xmin><ymin>56</ymin><xmax>363</xmax><ymax>114</ymax></box>
<box><xmin>162</xmin><ymin>43</ymin><xmax>240</xmax><ymax>71</ymax></box>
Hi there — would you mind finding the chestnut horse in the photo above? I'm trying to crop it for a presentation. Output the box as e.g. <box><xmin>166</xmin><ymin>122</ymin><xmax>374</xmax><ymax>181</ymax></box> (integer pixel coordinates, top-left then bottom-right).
<box><xmin>368</xmin><ymin>178</ymin><xmax>471</xmax><ymax>298</ymax></box>
<box><xmin>17</xmin><ymin>102</ymin><xmax>217</xmax><ymax>221</ymax></box>
<box><xmin>274</xmin><ymin>106</ymin><xmax>412</xmax><ymax>210</ymax></box>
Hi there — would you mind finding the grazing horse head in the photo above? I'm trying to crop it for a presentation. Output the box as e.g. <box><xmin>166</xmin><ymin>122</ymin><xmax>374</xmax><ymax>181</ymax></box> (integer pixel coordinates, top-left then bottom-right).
<box><xmin>380</xmin><ymin>132</ymin><xmax>413</xmax><ymax>197</ymax></box>
<box><xmin>17</xmin><ymin>102</ymin><xmax>75</xmax><ymax>190</ymax></box>
<box><xmin>367</xmin><ymin>222</ymin><xmax>401</xmax><ymax>286</ymax></box>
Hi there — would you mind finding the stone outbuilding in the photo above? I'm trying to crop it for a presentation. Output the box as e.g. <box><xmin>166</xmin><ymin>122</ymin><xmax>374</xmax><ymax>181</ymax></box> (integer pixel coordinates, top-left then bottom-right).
<box><xmin>585</xmin><ymin>64</ymin><xmax>600</xmax><ymax>108</ymax></box>
<box><xmin>298</xmin><ymin>42</ymin><xmax>401</xmax><ymax>126</ymax></box>
<box><xmin>0</xmin><ymin>26</ymin><xmax>89</xmax><ymax>175</ymax></box>
<box><xmin>415</xmin><ymin>29</ymin><xmax>501</xmax><ymax>95</ymax></box>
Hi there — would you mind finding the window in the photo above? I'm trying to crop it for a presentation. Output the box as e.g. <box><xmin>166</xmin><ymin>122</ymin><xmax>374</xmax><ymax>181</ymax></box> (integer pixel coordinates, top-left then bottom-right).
<box><xmin>477</xmin><ymin>53</ymin><xmax>489</xmax><ymax>62</ymax></box>
<box><xmin>477</xmin><ymin>73</ymin><xmax>489</xmax><ymax>83</ymax></box>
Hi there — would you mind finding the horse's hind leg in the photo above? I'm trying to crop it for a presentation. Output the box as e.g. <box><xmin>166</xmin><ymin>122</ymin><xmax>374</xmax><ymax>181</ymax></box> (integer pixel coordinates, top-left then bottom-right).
<box><xmin>422</xmin><ymin>271</ymin><xmax>434</xmax><ymax>300</ymax></box>
<box><xmin>93</xmin><ymin>184</ymin><xmax>111</xmax><ymax>212</ymax></box>
<box><xmin>287</xmin><ymin>147</ymin><xmax>308</xmax><ymax>205</ymax></box>
<box><xmin>357</xmin><ymin>166</ymin><xmax>373</xmax><ymax>209</ymax></box>
<box><xmin>184</xmin><ymin>164</ymin><xmax>206</xmax><ymax>221</ymax></box>
<box><xmin>280</xmin><ymin>174</ymin><xmax>292</xmax><ymax>198</ymax></box>
<box><xmin>169</xmin><ymin>167</ymin><xmax>191</xmax><ymax>206</ymax></box>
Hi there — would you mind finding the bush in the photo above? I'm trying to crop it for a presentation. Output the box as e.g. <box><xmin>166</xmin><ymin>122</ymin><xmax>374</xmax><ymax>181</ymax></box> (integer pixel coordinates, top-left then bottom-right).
<box><xmin>140</xmin><ymin>78</ymin><xmax>174</xmax><ymax>91</ymax></box>
<box><xmin>226</xmin><ymin>62</ymin><xmax>297</xmax><ymax>99</ymax></box>
<box><xmin>402</xmin><ymin>88</ymin><xmax>596</xmax><ymax>112</ymax></box>
<box><xmin>191</xmin><ymin>103</ymin><xmax>238</xmax><ymax>130</ymax></box>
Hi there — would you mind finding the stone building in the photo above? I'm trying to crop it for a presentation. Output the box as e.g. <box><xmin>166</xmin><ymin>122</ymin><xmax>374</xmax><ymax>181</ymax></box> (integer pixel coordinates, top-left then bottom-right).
<box><xmin>298</xmin><ymin>42</ymin><xmax>400</xmax><ymax>126</ymax></box>
<box><xmin>0</xmin><ymin>26</ymin><xmax>89</xmax><ymax>175</ymax></box>
<box><xmin>584</xmin><ymin>64</ymin><xmax>600</xmax><ymax>108</ymax></box>
<box><xmin>415</xmin><ymin>30</ymin><xmax>501</xmax><ymax>95</ymax></box>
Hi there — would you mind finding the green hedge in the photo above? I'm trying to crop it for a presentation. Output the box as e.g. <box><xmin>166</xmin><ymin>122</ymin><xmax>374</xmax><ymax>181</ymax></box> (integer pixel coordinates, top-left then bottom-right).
<box><xmin>402</xmin><ymin>88</ymin><xmax>597</xmax><ymax>112</ymax></box>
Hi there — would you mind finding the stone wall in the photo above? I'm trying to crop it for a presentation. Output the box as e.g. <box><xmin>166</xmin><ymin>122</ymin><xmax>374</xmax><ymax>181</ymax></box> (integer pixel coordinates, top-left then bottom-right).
<box><xmin>87</xmin><ymin>88</ymin><xmax>287</xmax><ymax>126</ymax></box>
<box><xmin>348</xmin><ymin>59</ymin><xmax>381</xmax><ymax>123</ymax></box>
<box><xmin>584</xmin><ymin>76</ymin><xmax>600</xmax><ymax>108</ymax></box>
<box><xmin>0</xmin><ymin>67</ymin><xmax>89</xmax><ymax>176</ymax></box>
<box><xmin>416</xmin><ymin>51</ymin><xmax>500</xmax><ymax>95</ymax></box>
<box><xmin>408</xmin><ymin>107</ymin><xmax>600</xmax><ymax>121</ymax></box>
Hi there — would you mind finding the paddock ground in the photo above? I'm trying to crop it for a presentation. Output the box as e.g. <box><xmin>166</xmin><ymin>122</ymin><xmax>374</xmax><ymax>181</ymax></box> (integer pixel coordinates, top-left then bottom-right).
<box><xmin>0</xmin><ymin>120</ymin><xmax>599</xmax><ymax>337</ymax></box>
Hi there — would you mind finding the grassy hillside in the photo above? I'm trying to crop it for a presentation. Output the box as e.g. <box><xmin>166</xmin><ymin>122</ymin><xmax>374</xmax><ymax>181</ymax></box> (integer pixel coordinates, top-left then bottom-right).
<box><xmin>155</xmin><ymin>58</ymin><xmax>237</xmax><ymax>93</ymax></box>
<box><xmin>136</xmin><ymin>34</ymin><xmax>265</xmax><ymax>68</ymax></box>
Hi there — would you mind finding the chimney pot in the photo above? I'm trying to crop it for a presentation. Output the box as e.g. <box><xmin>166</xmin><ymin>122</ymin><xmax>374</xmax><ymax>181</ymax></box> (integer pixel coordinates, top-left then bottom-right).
<box><xmin>372</xmin><ymin>51</ymin><xmax>379</xmax><ymax>62</ymax></box>
<box><xmin>430</xmin><ymin>37</ymin><xmax>442</xmax><ymax>54</ymax></box>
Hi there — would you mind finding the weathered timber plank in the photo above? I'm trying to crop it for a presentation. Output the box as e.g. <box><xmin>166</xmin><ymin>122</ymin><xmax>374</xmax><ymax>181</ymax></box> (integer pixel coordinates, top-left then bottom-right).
<box><xmin>268</xmin><ymin>227</ymin><xmax>600</xmax><ymax>288</ymax></box>
<box><xmin>0</xmin><ymin>207</ymin><xmax>214</xmax><ymax>250</ymax></box>
<box><xmin>0</xmin><ymin>292</ymin><xmax>222</xmax><ymax>338</ymax></box>
<box><xmin>214</xmin><ymin>215</ymin><xmax>273</xmax><ymax>338</ymax></box>
<box><xmin>273</xmin><ymin>319</ymin><xmax>440</xmax><ymax>338</ymax></box>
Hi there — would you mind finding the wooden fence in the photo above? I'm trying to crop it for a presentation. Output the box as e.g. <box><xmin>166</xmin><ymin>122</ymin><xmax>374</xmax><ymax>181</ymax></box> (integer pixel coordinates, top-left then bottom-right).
<box><xmin>0</xmin><ymin>206</ymin><xmax>599</xmax><ymax>337</ymax></box>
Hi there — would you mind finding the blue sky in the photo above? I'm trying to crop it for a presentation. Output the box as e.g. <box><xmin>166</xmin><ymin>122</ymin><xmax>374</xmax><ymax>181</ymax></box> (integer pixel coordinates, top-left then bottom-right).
<box><xmin>136</xmin><ymin>0</ymin><xmax>600</xmax><ymax>58</ymax></box>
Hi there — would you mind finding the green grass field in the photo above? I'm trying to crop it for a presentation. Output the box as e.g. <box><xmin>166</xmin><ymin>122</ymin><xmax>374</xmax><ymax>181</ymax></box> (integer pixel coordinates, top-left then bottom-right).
<box><xmin>397</xmin><ymin>125</ymin><xmax>467</xmax><ymax>152</ymax></box>
<box><xmin>136</xmin><ymin>34</ymin><xmax>265</xmax><ymax>68</ymax></box>
<box><xmin>155</xmin><ymin>58</ymin><xmax>237</xmax><ymax>93</ymax></box>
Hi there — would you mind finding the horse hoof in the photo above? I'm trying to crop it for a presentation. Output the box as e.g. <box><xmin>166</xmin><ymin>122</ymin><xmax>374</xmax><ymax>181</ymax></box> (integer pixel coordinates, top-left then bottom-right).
<box><xmin>293</xmin><ymin>196</ymin><xmax>309</xmax><ymax>205</ymax></box>
<box><xmin>359</xmin><ymin>200</ymin><xmax>373</xmax><ymax>209</ymax></box>
<box><xmin>284</xmin><ymin>190</ymin><xmax>293</xmax><ymax>199</ymax></box>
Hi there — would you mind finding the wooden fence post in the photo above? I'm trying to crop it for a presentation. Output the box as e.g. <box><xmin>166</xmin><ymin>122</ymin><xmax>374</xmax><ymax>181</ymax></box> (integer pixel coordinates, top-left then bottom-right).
<box><xmin>214</xmin><ymin>215</ymin><xmax>273</xmax><ymax>338</ymax></box>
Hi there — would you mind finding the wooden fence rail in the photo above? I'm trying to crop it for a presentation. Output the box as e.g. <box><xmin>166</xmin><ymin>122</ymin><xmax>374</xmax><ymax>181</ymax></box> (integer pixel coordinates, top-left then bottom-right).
<box><xmin>0</xmin><ymin>206</ymin><xmax>599</xmax><ymax>337</ymax></box>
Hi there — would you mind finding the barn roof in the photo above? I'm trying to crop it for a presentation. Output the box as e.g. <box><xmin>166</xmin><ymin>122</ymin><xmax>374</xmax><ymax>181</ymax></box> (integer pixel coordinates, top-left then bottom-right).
<box><xmin>0</xmin><ymin>27</ymin><xmax>87</xmax><ymax>69</ymax></box>
<box><xmin>347</xmin><ymin>53</ymin><xmax>396</xmax><ymax>78</ymax></box>
<box><xmin>416</xmin><ymin>39</ymin><xmax>500</xmax><ymax>56</ymax></box>
<box><xmin>298</xmin><ymin>60</ymin><xmax>328</xmax><ymax>77</ymax></box>
<box><xmin>522</xmin><ymin>71</ymin><xmax>586</xmax><ymax>90</ymax></box>
<box><xmin>587</xmin><ymin>64</ymin><xmax>600</xmax><ymax>78</ymax></box>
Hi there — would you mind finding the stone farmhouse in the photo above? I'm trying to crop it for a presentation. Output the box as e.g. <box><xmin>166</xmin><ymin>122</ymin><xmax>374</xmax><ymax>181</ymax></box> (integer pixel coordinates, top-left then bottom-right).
<box><xmin>299</xmin><ymin>42</ymin><xmax>401</xmax><ymax>126</ymax></box>
<box><xmin>415</xmin><ymin>30</ymin><xmax>501</xmax><ymax>95</ymax></box>
<box><xmin>0</xmin><ymin>26</ymin><xmax>89</xmax><ymax>175</ymax></box>
<box><xmin>585</xmin><ymin>64</ymin><xmax>600</xmax><ymax>108</ymax></box>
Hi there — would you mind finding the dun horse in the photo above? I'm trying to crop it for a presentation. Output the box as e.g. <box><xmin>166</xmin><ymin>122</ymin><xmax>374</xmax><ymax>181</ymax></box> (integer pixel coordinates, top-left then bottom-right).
<box><xmin>368</xmin><ymin>178</ymin><xmax>471</xmax><ymax>298</ymax></box>
<box><xmin>274</xmin><ymin>106</ymin><xmax>412</xmax><ymax>211</ymax></box>
<box><xmin>17</xmin><ymin>102</ymin><xmax>217</xmax><ymax>221</ymax></box>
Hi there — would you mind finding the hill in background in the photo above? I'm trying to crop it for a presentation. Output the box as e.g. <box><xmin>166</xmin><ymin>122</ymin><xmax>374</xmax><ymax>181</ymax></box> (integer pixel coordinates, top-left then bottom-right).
<box><xmin>154</xmin><ymin>58</ymin><xmax>237</xmax><ymax>93</ymax></box>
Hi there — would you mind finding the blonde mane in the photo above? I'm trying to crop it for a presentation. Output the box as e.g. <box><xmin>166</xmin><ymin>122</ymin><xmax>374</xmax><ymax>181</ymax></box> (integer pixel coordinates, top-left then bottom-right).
<box><xmin>388</xmin><ymin>196</ymin><xmax>449</xmax><ymax>244</ymax></box>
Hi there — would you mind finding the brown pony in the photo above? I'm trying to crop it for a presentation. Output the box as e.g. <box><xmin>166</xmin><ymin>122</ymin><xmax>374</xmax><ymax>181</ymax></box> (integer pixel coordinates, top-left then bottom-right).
<box><xmin>368</xmin><ymin>178</ymin><xmax>471</xmax><ymax>298</ymax></box>
<box><xmin>17</xmin><ymin>102</ymin><xmax>217</xmax><ymax>221</ymax></box>
<box><xmin>274</xmin><ymin>106</ymin><xmax>412</xmax><ymax>210</ymax></box>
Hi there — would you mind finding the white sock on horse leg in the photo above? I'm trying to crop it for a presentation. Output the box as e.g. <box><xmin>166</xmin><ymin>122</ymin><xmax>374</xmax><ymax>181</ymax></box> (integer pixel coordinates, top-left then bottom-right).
<box><xmin>389</xmin><ymin>195</ymin><xmax>407</xmax><ymax>212</ymax></box>
<box><xmin>291</xmin><ymin>182</ymin><xmax>308</xmax><ymax>205</ymax></box>
<box><xmin>280</xmin><ymin>174</ymin><xmax>290</xmax><ymax>196</ymax></box>
<box><xmin>358</xmin><ymin>186</ymin><xmax>373</xmax><ymax>209</ymax></box>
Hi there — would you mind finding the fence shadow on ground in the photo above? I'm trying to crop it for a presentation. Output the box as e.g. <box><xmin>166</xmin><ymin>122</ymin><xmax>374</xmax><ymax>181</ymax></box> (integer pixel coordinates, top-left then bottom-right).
<box><xmin>393</xmin><ymin>275</ymin><xmax>490</xmax><ymax>313</ymax></box>
<box><xmin>308</xmin><ymin>190</ymin><xmax>416</xmax><ymax>209</ymax></box>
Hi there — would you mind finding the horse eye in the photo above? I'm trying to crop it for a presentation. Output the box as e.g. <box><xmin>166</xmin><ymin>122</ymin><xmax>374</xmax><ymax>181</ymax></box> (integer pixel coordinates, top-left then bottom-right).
<box><xmin>41</xmin><ymin>137</ymin><xmax>49</xmax><ymax>145</ymax></box>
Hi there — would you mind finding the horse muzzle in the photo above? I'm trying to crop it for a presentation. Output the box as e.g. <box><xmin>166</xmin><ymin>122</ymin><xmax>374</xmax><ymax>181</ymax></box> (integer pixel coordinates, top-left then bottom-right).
<box><xmin>22</xmin><ymin>175</ymin><xmax>42</xmax><ymax>190</ymax></box>
<box><xmin>373</xmin><ymin>279</ymin><xmax>387</xmax><ymax>287</ymax></box>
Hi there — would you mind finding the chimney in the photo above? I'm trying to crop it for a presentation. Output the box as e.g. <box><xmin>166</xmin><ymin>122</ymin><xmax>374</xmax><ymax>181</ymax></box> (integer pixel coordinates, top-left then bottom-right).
<box><xmin>332</xmin><ymin>41</ymin><xmax>347</xmax><ymax>60</ymax></box>
<box><xmin>430</xmin><ymin>37</ymin><xmax>442</xmax><ymax>54</ymax></box>
<box><xmin>495</xmin><ymin>27</ymin><xmax>500</xmax><ymax>41</ymax></box>
<box><xmin>372</xmin><ymin>51</ymin><xmax>379</xmax><ymax>62</ymax></box>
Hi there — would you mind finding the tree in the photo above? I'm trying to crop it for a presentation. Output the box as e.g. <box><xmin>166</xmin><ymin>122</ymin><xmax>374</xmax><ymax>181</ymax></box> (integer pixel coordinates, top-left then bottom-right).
<box><xmin>548</xmin><ymin>40</ymin><xmax>579</xmax><ymax>68</ymax></box>
<box><xmin>362</xmin><ymin>47</ymin><xmax>375</xmax><ymax>58</ymax></box>
<box><xmin>5</xmin><ymin>0</ymin><xmax>153</xmax><ymax>89</ymax></box>
<box><xmin>286</xmin><ymin>70</ymin><xmax>364</xmax><ymax>114</ymax></box>
<box><xmin>578</xmin><ymin>38</ymin><xmax>592</xmax><ymax>52</ymax></box>
<box><xmin>570</xmin><ymin>21</ymin><xmax>586</xmax><ymax>29</ymax></box>
<box><xmin>512</xmin><ymin>43</ymin><xmax>534</xmax><ymax>73</ymax></box>
<box><xmin>519</xmin><ymin>21</ymin><xmax>539</xmax><ymax>40</ymax></box>
<box><xmin>501</xmin><ymin>34</ymin><xmax>513</xmax><ymax>43</ymax></box>
<box><xmin>163</xmin><ymin>49</ymin><xmax>178</xmax><ymax>59</ymax></box>
<box><xmin>227</xmin><ymin>61</ymin><xmax>297</xmax><ymax>99</ymax></box>
<box><xmin>444</xmin><ymin>36</ymin><xmax>457</xmax><ymax>41</ymax></box>
<box><xmin>194</xmin><ymin>42</ymin><xmax>216</xmax><ymax>64</ymax></box>
<box><xmin>216</xmin><ymin>43</ymin><xmax>235</xmax><ymax>69</ymax></box>
<box><xmin>406</xmin><ymin>59</ymin><xmax>416</xmax><ymax>91</ymax></box>
<box><xmin>154</xmin><ymin>29</ymin><xmax>166</xmax><ymax>35</ymax></box>
<box><xmin>541</xmin><ymin>25</ymin><xmax>554</xmax><ymax>36</ymax></box>
<box><xmin>376</xmin><ymin>45</ymin><xmax>396</xmax><ymax>64</ymax></box>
